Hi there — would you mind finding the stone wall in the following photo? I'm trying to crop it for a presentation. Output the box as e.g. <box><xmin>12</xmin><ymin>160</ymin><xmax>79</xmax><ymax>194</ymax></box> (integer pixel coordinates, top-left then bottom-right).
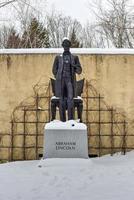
<box><xmin>0</xmin><ymin>49</ymin><xmax>134</xmax><ymax>160</ymax></box>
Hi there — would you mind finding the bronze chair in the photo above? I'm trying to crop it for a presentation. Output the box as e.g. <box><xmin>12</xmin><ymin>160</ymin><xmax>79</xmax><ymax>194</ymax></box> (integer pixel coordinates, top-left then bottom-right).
<box><xmin>50</xmin><ymin>78</ymin><xmax>84</xmax><ymax>122</ymax></box>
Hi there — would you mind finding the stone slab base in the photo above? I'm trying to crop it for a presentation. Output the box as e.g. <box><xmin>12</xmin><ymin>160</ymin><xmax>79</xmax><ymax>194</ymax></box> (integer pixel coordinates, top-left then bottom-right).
<box><xmin>43</xmin><ymin>120</ymin><xmax>88</xmax><ymax>159</ymax></box>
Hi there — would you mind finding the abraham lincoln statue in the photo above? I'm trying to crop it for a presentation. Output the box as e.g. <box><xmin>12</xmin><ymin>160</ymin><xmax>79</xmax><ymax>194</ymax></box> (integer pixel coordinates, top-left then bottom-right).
<box><xmin>52</xmin><ymin>38</ymin><xmax>82</xmax><ymax>122</ymax></box>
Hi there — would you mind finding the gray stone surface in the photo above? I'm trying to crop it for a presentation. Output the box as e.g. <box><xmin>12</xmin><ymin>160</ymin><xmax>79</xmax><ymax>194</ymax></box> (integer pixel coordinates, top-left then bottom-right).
<box><xmin>43</xmin><ymin>120</ymin><xmax>88</xmax><ymax>159</ymax></box>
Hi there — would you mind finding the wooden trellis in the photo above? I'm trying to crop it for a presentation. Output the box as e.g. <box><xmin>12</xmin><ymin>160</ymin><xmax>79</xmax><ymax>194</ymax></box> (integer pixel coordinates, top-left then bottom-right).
<box><xmin>0</xmin><ymin>80</ymin><xmax>131</xmax><ymax>161</ymax></box>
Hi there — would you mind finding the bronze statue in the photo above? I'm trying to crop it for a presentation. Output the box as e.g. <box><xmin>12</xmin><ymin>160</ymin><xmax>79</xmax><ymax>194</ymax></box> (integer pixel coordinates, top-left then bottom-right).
<box><xmin>51</xmin><ymin>78</ymin><xmax>84</xmax><ymax>122</ymax></box>
<box><xmin>52</xmin><ymin>38</ymin><xmax>82</xmax><ymax>121</ymax></box>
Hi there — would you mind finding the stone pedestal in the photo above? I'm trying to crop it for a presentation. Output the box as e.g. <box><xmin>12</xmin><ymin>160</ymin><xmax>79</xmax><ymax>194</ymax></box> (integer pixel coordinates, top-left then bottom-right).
<box><xmin>43</xmin><ymin>120</ymin><xmax>88</xmax><ymax>159</ymax></box>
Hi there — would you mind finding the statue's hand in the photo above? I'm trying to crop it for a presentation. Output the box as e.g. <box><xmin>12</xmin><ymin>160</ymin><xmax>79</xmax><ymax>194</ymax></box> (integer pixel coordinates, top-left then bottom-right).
<box><xmin>71</xmin><ymin>64</ymin><xmax>77</xmax><ymax>68</ymax></box>
<box><xmin>71</xmin><ymin>64</ymin><xmax>82</xmax><ymax>74</ymax></box>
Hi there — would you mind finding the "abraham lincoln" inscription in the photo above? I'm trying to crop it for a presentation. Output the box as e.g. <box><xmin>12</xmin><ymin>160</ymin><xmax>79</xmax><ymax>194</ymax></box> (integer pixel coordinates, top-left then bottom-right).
<box><xmin>56</xmin><ymin>142</ymin><xmax>76</xmax><ymax>150</ymax></box>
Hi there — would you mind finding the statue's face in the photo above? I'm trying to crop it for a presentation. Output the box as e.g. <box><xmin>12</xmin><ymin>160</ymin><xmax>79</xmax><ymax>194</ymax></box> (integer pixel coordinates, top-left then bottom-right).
<box><xmin>62</xmin><ymin>40</ymin><xmax>71</xmax><ymax>51</ymax></box>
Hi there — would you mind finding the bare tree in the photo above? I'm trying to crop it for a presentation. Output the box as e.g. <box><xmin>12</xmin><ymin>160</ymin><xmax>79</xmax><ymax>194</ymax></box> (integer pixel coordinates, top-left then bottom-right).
<box><xmin>0</xmin><ymin>0</ymin><xmax>17</xmax><ymax>9</ymax></box>
<box><xmin>0</xmin><ymin>26</ymin><xmax>15</xmax><ymax>48</ymax></box>
<box><xmin>21</xmin><ymin>17</ymin><xmax>49</xmax><ymax>48</ymax></box>
<box><xmin>47</xmin><ymin>11</ymin><xmax>83</xmax><ymax>47</ymax></box>
<box><xmin>81</xmin><ymin>22</ymin><xmax>106</xmax><ymax>48</ymax></box>
<box><xmin>10</xmin><ymin>0</ymin><xmax>41</xmax><ymax>31</ymax></box>
<box><xmin>88</xmin><ymin>0</ymin><xmax>134</xmax><ymax>48</ymax></box>
<box><xmin>0</xmin><ymin>0</ymin><xmax>33</xmax><ymax>48</ymax></box>
<box><xmin>6</xmin><ymin>27</ymin><xmax>21</xmax><ymax>48</ymax></box>
<box><xmin>0</xmin><ymin>0</ymin><xmax>48</xmax><ymax>48</ymax></box>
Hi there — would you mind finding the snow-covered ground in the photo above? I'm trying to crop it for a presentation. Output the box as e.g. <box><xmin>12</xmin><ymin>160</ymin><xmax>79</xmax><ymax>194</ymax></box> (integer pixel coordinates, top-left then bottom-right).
<box><xmin>1</xmin><ymin>152</ymin><xmax>134</xmax><ymax>200</ymax></box>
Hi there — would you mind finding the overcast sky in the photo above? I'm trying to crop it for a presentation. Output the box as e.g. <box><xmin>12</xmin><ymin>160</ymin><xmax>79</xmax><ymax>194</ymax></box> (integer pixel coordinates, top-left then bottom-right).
<box><xmin>0</xmin><ymin>0</ymin><xmax>133</xmax><ymax>27</ymax></box>
<box><xmin>0</xmin><ymin>0</ymin><xmax>91</xmax><ymax>26</ymax></box>
<box><xmin>0</xmin><ymin>0</ymin><xmax>112</xmax><ymax>27</ymax></box>
<box><xmin>47</xmin><ymin>0</ymin><xmax>90</xmax><ymax>24</ymax></box>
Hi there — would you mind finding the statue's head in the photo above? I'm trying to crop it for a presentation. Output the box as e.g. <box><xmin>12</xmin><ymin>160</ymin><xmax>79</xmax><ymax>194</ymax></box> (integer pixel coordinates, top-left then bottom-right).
<box><xmin>62</xmin><ymin>37</ymin><xmax>71</xmax><ymax>51</ymax></box>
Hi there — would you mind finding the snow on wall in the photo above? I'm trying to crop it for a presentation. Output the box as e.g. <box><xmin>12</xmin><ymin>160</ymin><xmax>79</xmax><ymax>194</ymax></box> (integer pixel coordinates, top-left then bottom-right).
<box><xmin>0</xmin><ymin>48</ymin><xmax>134</xmax><ymax>55</ymax></box>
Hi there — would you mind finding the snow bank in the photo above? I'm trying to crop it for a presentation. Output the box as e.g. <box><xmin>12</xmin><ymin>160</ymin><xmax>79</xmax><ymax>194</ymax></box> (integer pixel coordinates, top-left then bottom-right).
<box><xmin>1</xmin><ymin>151</ymin><xmax>134</xmax><ymax>200</ymax></box>
<box><xmin>1</xmin><ymin>48</ymin><xmax>134</xmax><ymax>55</ymax></box>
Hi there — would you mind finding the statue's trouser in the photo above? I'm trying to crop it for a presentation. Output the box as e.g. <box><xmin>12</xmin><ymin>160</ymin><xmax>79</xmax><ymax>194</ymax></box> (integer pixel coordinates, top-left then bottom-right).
<box><xmin>59</xmin><ymin>78</ymin><xmax>74</xmax><ymax>121</ymax></box>
<box><xmin>51</xmin><ymin>102</ymin><xmax>56</xmax><ymax>120</ymax></box>
<box><xmin>77</xmin><ymin>102</ymin><xmax>83</xmax><ymax>122</ymax></box>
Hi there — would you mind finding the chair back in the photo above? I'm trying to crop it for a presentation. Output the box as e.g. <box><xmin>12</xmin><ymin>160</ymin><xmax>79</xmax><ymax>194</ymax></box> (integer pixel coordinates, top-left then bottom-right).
<box><xmin>51</xmin><ymin>78</ymin><xmax>56</xmax><ymax>95</ymax></box>
<box><xmin>51</xmin><ymin>78</ymin><xmax>85</xmax><ymax>97</ymax></box>
<box><xmin>76</xmin><ymin>79</ymin><xmax>85</xmax><ymax>96</ymax></box>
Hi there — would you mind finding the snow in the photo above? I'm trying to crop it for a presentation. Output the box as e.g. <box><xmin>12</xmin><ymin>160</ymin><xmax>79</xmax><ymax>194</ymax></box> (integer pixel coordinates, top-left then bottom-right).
<box><xmin>1</xmin><ymin>151</ymin><xmax>134</xmax><ymax>200</ymax></box>
<box><xmin>51</xmin><ymin>96</ymin><xmax>60</xmax><ymax>99</ymax></box>
<box><xmin>74</xmin><ymin>96</ymin><xmax>83</xmax><ymax>100</ymax></box>
<box><xmin>51</xmin><ymin>96</ymin><xmax>82</xmax><ymax>100</ymax></box>
<box><xmin>1</xmin><ymin>48</ymin><xmax>134</xmax><ymax>55</ymax></box>
<box><xmin>45</xmin><ymin>120</ymin><xmax>86</xmax><ymax>130</ymax></box>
